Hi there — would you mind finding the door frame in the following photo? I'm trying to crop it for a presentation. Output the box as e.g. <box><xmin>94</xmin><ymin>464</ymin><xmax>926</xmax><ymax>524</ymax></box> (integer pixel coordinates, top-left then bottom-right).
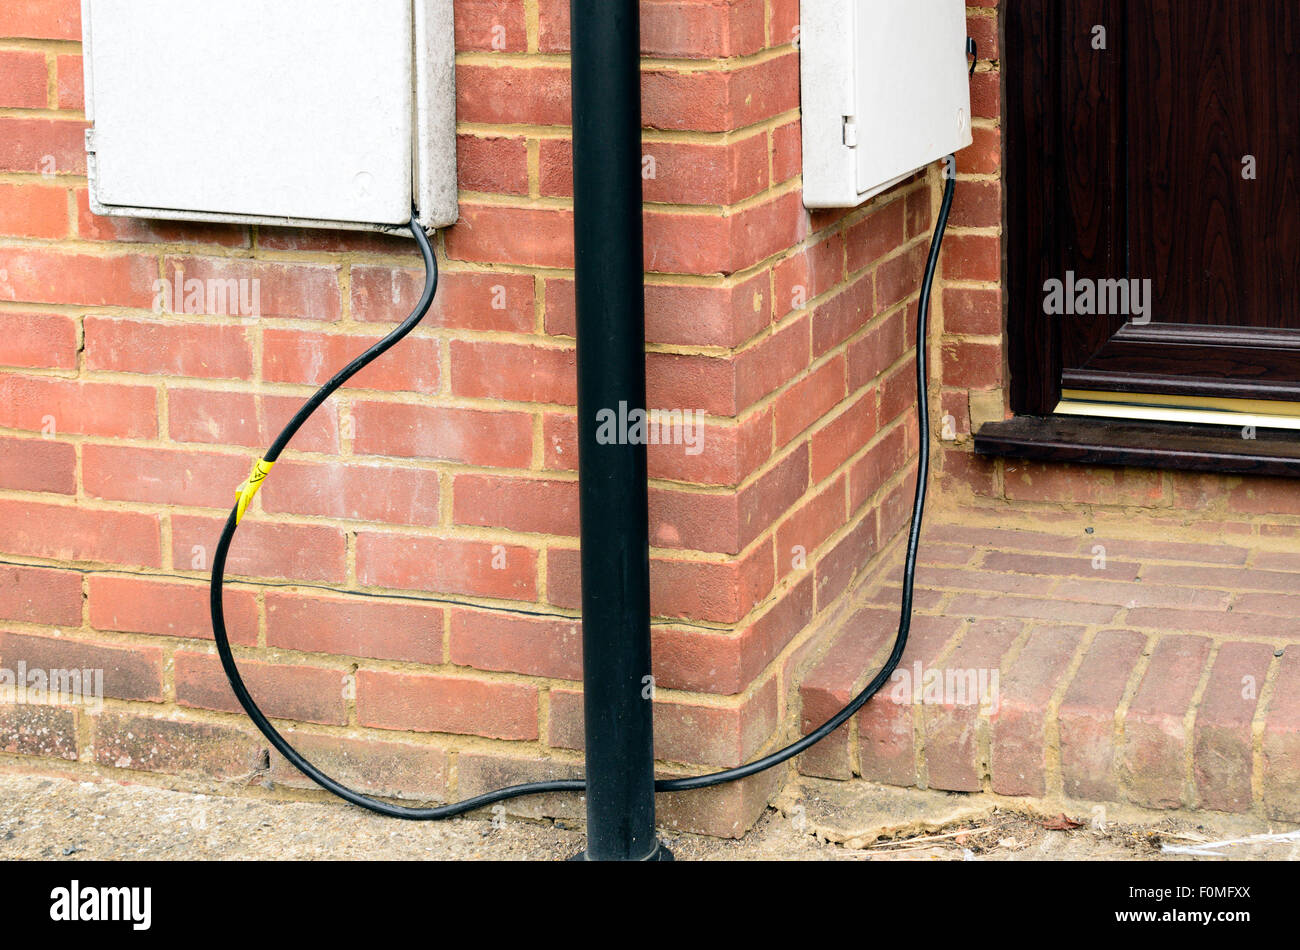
<box><xmin>1003</xmin><ymin>0</ymin><xmax>1127</xmax><ymax>416</ymax></box>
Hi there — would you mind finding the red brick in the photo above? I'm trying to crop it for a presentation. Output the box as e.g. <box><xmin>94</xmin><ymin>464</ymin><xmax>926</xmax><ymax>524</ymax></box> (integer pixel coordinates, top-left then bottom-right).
<box><xmin>0</xmin><ymin>117</ymin><xmax>85</xmax><ymax>174</ymax></box>
<box><xmin>642</xmin><ymin>54</ymin><xmax>799</xmax><ymax>132</ymax></box>
<box><xmin>171</xmin><ymin>514</ymin><xmax>346</xmax><ymax>584</ymax></box>
<box><xmin>351</xmin><ymin>401</ymin><xmax>533</xmax><ymax>468</ymax></box>
<box><xmin>735</xmin><ymin>313</ymin><xmax>810</xmax><ymax>409</ymax></box>
<box><xmin>257</xmin><ymin>227</ymin><xmax>408</xmax><ymax>255</ymax></box>
<box><xmin>456</xmin><ymin>63</ymin><xmax>571</xmax><ymax>126</ymax></box>
<box><xmin>453</xmin><ymin>0</ymin><xmax>528</xmax><ymax>51</ymax></box>
<box><xmin>646</xmin><ymin>191</ymin><xmax>806</xmax><ymax>276</ymax></box>
<box><xmin>543</xmin><ymin>406</ymin><xmax>772</xmax><ymax>488</ymax></box>
<box><xmin>1262</xmin><ymin>650</ymin><xmax>1300</xmax><ymax>820</ymax></box>
<box><xmin>449</xmin><ymin>339</ymin><xmax>575</xmax><ymax>404</ymax></box>
<box><xmin>1004</xmin><ymin>461</ymin><xmax>1165</xmax><ymax>507</ymax></box>
<box><xmin>921</xmin><ymin>618</ymin><xmax>1021</xmax><ymax>791</ymax></box>
<box><xmin>798</xmin><ymin>607</ymin><xmax>899</xmax><ymax>779</ymax></box>
<box><xmin>449</xmin><ymin>608</ymin><xmax>582</xmax><ymax>681</ymax></box>
<box><xmin>949</xmin><ymin>178</ymin><xmax>1001</xmax><ymax>229</ymax></box>
<box><xmin>175</xmin><ymin>651</ymin><xmax>348</xmax><ymax>725</ymax></box>
<box><xmin>84</xmin><ymin>317</ymin><xmax>254</xmax><ymax>379</ymax></box>
<box><xmin>161</xmin><ymin>257</ymin><xmax>341</xmax><ymax>321</ymax></box>
<box><xmin>456</xmin><ymin>134</ymin><xmax>529</xmax><ymax>194</ymax></box>
<box><xmin>0</xmin><ymin>0</ymin><xmax>81</xmax><ymax>40</ymax></box>
<box><xmin>167</xmin><ymin>388</ymin><xmax>339</xmax><ymax>454</ymax></box>
<box><xmin>847</xmin><ymin>308</ymin><xmax>906</xmax><ymax>390</ymax></box>
<box><xmin>813</xmin><ymin>510</ymin><xmax>879</xmax><ymax>612</ymax></box>
<box><xmin>771</xmin><ymin>119</ymin><xmax>801</xmax><ymax>183</ymax></box>
<box><xmin>647</xmin><ymin>350</ymin><xmax>736</xmax><ymax>416</ymax></box>
<box><xmin>963</xmin><ymin>124</ymin><xmax>1001</xmax><ymax>175</ymax></box>
<box><xmin>876</xmin><ymin>242</ymin><xmax>928</xmax><ymax>312</ymax></box>
<box><xmin>0</xmin><ymin>49</ymin><xmax>47</xmax><ymax>108</ymax></box>
<box><xmin>982</xmin><ymin>551</ymin><xmax>1141</xmax><ymax>583</ymax></box>
<box><xmin>0</xmin><ymin>499</ymin><xmax>160</xmax><ymax>567</ymax></box>
<box><xmin>969</xmin><ymin>69</ymin><xmax>1000</xmax><ymax>120</ymax></box>
<box><xmin>774</xmin><ymin>354</ymin><xmax>846</xmax><ymax>446</ymax></box>
<box><xmin>0</xmin><ymin>374</ymin><xmax>157</xmax><ymax>439</ymax></box>
<box><xmin>811</xmin><ymin>273</ymin><xmax>872</xmax><ymax>356</ymax></box>
<box><xmin>82</xmin><ymin>443</ymin><xmax>249</xmax><ymax>508</ymax></box>
<box><xmin>55</xmin><ymin>54</ymin><xmax>82</xmax><ymax>109</ymax></box>
<box><xmin>0</xmin><ymin>247</ymin><xmax>154</xmax><ymax>307</ymax></box>
<box><xmin>1227</xmin><ymin>477</ymin><xmax>1300</xmax><ymax>516</ymax></box>
<box><xmin>846</xmin><ymin>197</ymin><xmax>907</xmax><ymax>273</ymax></box>
<box><xmin>449</xmin><ymin>204</ymin><xmax>576</xmax><ymax>269</ymax></box>
<box><xmin>906</xmin><ymin>186</ymin><xmax>933</xmax><ymax>239</ymax></box>
<box><xmin>269</xmin><ymin>733</ymin><xmax>448</xmax><ymax>802</ymax></box>
<box><xmin>88</xmin><ymin>574</ymin><xmax>257</xmax><ymax>646</ymax></box>
<box><xmin>0</xmin><ymin>433</ymin><xmax>75</xmax><ymax>494</ymax></box>
<box><xmin>1193</xmin><ymin>641</ymin><xmax>1274</xmax><ymax>813</ymax></box>
<box><xmin>262</xmin><ymin>328</ymin><xmax>440</xmax><ymax>394</ymax></box>
<box><xmin>941</xmin><ymin>340</ymin><xmax>1003</xmax><ymax>389</ymax></box>
<box><xmin>776</xmin><ymin>475</ymin><xmax>845</xmax><ymax>572</ymax></box>
<box><xmin>352</xmin><ymin>265</ymin><xmax>534</xmax><ymax>333</ymax></box>
<box><xmin>356</xmin><ymin>531</ymin><xmax>537</xmax><ymax>602</ymax></box>
<box><xmin>0</xmin><ymin>182</ymin><xmax>67</xmax><ymax>238</ymax></box>
<box><xmin>93</xmin><ymin>712</ymin><xmax>263</xmax><ymax>780</ymax></box>
<box><xmin>0</xmin><ymin>311</ymin><xmax>77</xmax><ymax>370</ymax></box>
<box><xmin>266</xmin><ymin>591</ymin><xmax>442</xmax><ymax>665</ymax></box>
<box><xmin>769</xmin><ymin>0</ymin><xmax>800</xmax><ymax>47</ymax></box>
<box><xmin>0</xmin><ymin>631</ymin><xmax>164</xmax><ymax>702</ymax></box>
<box><xmin>1123</xmin><ymin>606</ymin><xmax>1282</xmax><ymax>639</ymax></box>
<box><xmin>452</xmin><ymin>473</ymin><xmax>578</xmax><ymax>537</ymax></box>
<box><xmin>942</xmin><ymin>233</ymin><xmax>1001</xmax><ymax>282</ymax></box>
<box><xmin>775</xmin><ymin>233</ymin><xmax>845</xmax><ymax>318</ymax></box>
<box><xmin>1122</xmin><ymin>635</ymin><xmax>1213</xmax><ymax>809</ymax></box>
<box><xmin>260</xmin><ymin>459</ymin><xmax>440</xmax><ymax>527</ymax></box>
<box><xmin>454</xmin><ymin>750</ymin><xmax>583</xmax><ymax>821</ymax></box>
<box><xmin>990</xmin><ymin>625</ymin><xmax>1086</xmax><ymax>796</ymax></box>
<box><xmin>0</xmin><ymin>563</ymin><xmax>81</xmax><ymax>626</ymax></box>
<box><xmin>849</xmin><ymin>425</ymin><xmax>909</xmax><ymax>511</ymax></box>
<box><xmin>877</xmin><ymin>353</ymin><xmax>920</xmax><ymax>429</ymax></box>
<box><xmin>810</xmin><ymin>392</ymin><xmax>877</xmax><ymax>484</ymax></box>
<box><xmin>1058</xmin><ymin>629</ymin><xmax>1147</xmax><ymax>801</ymax></box>
<box><xmin>0</xmin><ymin>705</ymin><xmax>77</xmax><ymax>759</ymax></box>
<box><xmin>856</xmin><ymin>613</ymin><xmax>965</xmax><ymax>786</ymax></box>
<box><xmin>967</xmin><ymin>11</ymin><xmax>1000</xmax><ymax>59</ymax></box>
<box><xmin>356</xmin><ymin>670</ymin><xmax>538</xmax><ymax>740</ymax></box>
<box><xmin>943</xmin><ymin>286</ymin><xmax>1002</xmax><ymax>335</ymax></box>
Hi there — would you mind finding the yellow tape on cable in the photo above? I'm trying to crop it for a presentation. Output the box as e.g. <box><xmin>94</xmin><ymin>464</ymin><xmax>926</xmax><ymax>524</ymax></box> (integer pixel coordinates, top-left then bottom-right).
<box><xmin>234</xmin><ymin>458</ymin><xmax>275</xmax><ymax>524</ymax></box>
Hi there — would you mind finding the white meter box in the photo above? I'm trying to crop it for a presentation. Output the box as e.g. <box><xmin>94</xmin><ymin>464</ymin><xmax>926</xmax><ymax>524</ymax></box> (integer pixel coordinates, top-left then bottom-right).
<box><xmin>81</xmin><ymin>0</ymin><xmax>457</xmax><ymax>232</ymax></box>
<box><xmin>800</xmin><ymin>0</ymin><xmax>973</xmax><ymax>209</ymax></box>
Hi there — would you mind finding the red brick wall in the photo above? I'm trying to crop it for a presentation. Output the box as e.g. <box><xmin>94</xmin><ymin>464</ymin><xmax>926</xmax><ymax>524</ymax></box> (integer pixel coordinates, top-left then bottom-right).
<box><xmin>0</xmin><ymin>0</ymin><xmax>1017</xmax><ymax>834</ymax></box>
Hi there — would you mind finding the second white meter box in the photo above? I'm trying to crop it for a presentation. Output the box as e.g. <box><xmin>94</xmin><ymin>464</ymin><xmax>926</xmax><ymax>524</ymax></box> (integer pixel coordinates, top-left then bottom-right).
<box><xmin>800</xmin><ymin>0</ymin><xmax>973</xmax><ymax>209</ymax></box>
<box><xmin>81</xmin><ymin>0</ymin><xmax>457</xmax><ymax>232</ymax></box>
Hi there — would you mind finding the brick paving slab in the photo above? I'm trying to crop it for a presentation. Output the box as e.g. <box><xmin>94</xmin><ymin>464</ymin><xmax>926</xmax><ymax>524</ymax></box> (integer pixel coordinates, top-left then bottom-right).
<box><xmin>800</xmin><ymin>513</ymin><xmax>1300</xmax><ymax>822</ymax></box>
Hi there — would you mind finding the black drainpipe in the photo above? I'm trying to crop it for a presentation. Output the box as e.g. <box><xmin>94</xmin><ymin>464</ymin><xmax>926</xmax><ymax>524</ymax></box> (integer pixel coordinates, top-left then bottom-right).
<box><xmin>569</xmin><ymin>0</ymin><xmax>666</xmax><ymax>860</ymax></box>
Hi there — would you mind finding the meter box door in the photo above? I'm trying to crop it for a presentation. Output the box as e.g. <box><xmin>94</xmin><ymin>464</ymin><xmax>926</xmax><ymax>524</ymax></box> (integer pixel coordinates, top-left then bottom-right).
<box><xmin>81</xmin><ymin>0</ymin><xmax>457</xmax><ymax>232</ymax></box>
<box><xmin>800</xmin><ymin>0</ymin><xmax>973</xmax><ymax>209</ymax></box>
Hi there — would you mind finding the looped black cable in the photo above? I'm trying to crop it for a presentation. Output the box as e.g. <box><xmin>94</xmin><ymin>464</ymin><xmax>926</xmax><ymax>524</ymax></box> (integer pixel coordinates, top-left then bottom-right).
<box><xmin>212</xmin><ymin>164</ymin><xmax>956</xmax><ymax>817</ymax></box>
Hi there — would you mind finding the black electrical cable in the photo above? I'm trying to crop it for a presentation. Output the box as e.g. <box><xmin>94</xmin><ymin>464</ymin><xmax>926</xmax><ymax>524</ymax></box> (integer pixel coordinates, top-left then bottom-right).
<box><xmin>211</xmin><ymin>165</ymin><xmax>956</xmax><ymax>818</ymax></box>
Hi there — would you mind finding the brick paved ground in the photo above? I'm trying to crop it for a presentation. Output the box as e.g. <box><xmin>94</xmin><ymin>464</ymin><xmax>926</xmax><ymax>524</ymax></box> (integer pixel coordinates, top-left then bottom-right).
<box><xmin>798</xmin><ymin>504</ymin><xmax>1300</xmax><ymax>822</ymax></box>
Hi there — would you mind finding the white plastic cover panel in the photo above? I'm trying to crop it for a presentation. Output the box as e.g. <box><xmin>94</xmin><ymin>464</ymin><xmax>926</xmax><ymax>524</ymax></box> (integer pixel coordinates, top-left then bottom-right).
<box><xmin>800</xmin><ymin>0</ymin><xmax>973</xmax><ymax>208</ymax></box>
<box><xmin>82</xmin><ymin>0</ymin><xmax>457</xmax><ymax>231</ymax></box>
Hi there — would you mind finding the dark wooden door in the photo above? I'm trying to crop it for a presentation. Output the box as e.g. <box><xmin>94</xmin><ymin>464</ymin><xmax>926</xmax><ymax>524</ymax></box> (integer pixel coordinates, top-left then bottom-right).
<box><xmin>1005</xmin><ymin>0</ymin><xmax>1300</xmax><ymax>413</ymax></box>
